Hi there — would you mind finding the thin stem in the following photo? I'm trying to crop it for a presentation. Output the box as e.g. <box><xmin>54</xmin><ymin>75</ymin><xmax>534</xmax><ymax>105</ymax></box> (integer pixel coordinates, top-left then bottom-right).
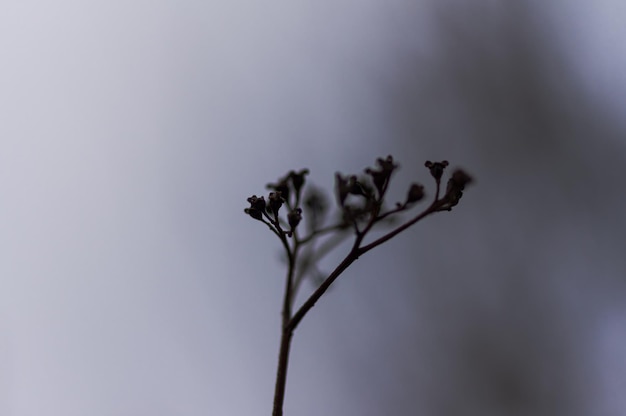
<box><xmin>288</xmin><ymin>199</ymin><xmax>443</xmax><ymax>333</ymax></box>
<box><xmin>291</xmin><ymin>231</ymin><xmax>351</xmax><ymax>304</ymax></box>
<box><xmin>358</xmin><ymin>201</ymin><xmax>380</xmax><ymax>238</ymax></box>
<box><xmin>358</xmin><ymin>200</ymin><xmax>442</xmax><ymax>255</ymax></box>
<box><xmin>272</xmin><ymin>329</ymin><xmax>293</xmax><ymax>416</ymax></box>
<box><xmin>259</xmin><ymin>218</ymin><xmax>283</xmax><ymax>239</ymax></box>
<box><xmin>272</xmin><ymin>226</ymin><xmax>297</xmax><ymax>416</ymax></box>
<box><xmin>275</xmin><ymin>199</ymin><xmax>441</xmax><ymax>414</ymax></box>
<box><xmin>287</xmin><ymin>243</ymin><xmax>359</xmax><ymax>332</ymax></box>
<box><xmin>374</xmin><ymin>204</ymin><xmax>406</xmax><ymax>223</ymax></box>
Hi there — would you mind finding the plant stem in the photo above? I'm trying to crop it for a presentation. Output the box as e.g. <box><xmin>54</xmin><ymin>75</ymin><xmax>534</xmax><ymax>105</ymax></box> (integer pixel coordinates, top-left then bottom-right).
<box><xmin>272</xmin><ymin>328</ymin><xmax>293</xmax><ymax>416</ymax></box>
<box><xmin>272</xmin><ymin>199</ymin><xmax>445</xmax><ymax>415</ymax></box>
<box><xmin>273</xmin><ymin>249</ymin><xmax>358</xmax><ymax>415</ymax></box>
<box><xmin>273</xmin><ymin>230</ymin><xmax>297</xmax><ymax>416</ymax></box>
<box><xmin>288</xmin><ymin>200</ymin><xmax>442</xmax><ymax>333</ymax></box>
<box><xmin>287</xmin><ymin>249</ymin><xmax>358</xmax><ymax>332</ymax></box>
<box><xmin>358</xmin><ymin>201</ymin><xmax>441</xmax><ymax>255</ymax></box>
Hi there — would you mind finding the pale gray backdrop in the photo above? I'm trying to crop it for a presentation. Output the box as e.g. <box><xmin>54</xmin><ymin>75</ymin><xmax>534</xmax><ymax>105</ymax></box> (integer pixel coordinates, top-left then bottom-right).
<box><xmin>1</xmin><ymin>1</ymin><xmax>625</xmax><ymax>415</ymax></box>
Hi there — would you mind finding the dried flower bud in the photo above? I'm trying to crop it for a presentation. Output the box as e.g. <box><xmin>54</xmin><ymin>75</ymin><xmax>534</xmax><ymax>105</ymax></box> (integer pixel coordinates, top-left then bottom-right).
<box><xmin>244</xmin><ymin>195</ymin><xmax>267</xmax><ymax>220</ymax></box>
<box><xmin>406</xmin><ymin>183</ymin><xmax>425</xmax><ymax>204</ymax></box>
<box><xmin>441</xmin><ymin>169</ymin><xmax>473</xmax><ymax>210</ymax></box>
<box><xmin>365</xmin><ymin>155</ymin><xmax>398</xmax><ymax>198</ymax></box>
<box><xmin>450</xmin><ymin>169</ymin><xmax>472</xmax><ymax>189</ymax></box>
<box><xmin>268</xmin><ymin>192</ymin><xmax>284</xmax><ymax>217</ymax></box>
<box><xmin>348</xmin><ymin>176</ymin><xmax>368</xmax><ymax>197</ymax></box>
<box><xmin>244</xmin><ymin>208</ymin><xmax>263</xmax><ymax>220</ymax></box>
<box><xmin>376</xmin><ymin>155</ymin><xmax>397</xmax><ymax>172</ymax></box>
<box><xmin>247</xmin><ymin>195</ymin><xmax>266</xmax><ymax>212</ymax></box>
<box><xmin>365</xmin><ymin>168</ymin><xmax>386</xmax><ymax>196</ymax></box>
<box><xmin>288</xmin><ymin>208</ymin><xmax>303</xmax><ymax>230</ymax></box>
<box><xmin>289</xmin><ymin>169</ymin><xmax>309</xmax><ymax>195</ymax></box>
<box><xmin>424</xmin><ymin>160</ymin><xmax>449</xmax><ymax>181</ymax></box>
<box><xmin>266</xmin><ymin>179</ymin><xmax>290</xmax><ymax>205</ymax></box>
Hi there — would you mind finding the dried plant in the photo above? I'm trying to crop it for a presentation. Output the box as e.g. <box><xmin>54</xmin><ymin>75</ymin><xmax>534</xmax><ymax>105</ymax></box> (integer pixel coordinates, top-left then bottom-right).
<box><xmin>244</xmin><ymin>156</ymin><xmax>472</xmax><ymax>415</ymax></box>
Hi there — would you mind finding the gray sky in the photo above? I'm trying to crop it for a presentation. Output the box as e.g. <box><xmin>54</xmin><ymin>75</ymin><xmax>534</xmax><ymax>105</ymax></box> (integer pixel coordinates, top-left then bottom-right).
<box><xmin>1</xmin><ymin>1</ymin><xmax>625</xmax><ymax>415</ymax></box>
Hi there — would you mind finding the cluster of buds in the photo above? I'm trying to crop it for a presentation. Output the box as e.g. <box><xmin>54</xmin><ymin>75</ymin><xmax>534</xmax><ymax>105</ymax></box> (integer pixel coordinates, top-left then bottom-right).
<box><xmin>245</xmin><ymin>155</ymin><xmax>472</xmax><ymax>239</ymax></box>
<box><xmin>335</xmin><ymin>155</ymin><xmax>409</xmax><ymax>226</ymax></box>
<box><xmin>245</xmin><ymin>169</ymin><xmax>311</xmax><ymax>237</ymax></box>
<box><xmin>266</xmin><ymin>169</ymin><xmax>309</xmax><ymax>206</ymax></box>
<box><xmin>422</xmin><ymin>160</ymin><xmax>473</xmax><ymax>210</ymax></box>
<box><xmin>365</xmin><ymin>155</ymin><xmax>398</xmax><ymax>199</ymax></box>
<box><xmin>335</xmin><ymin>174</ymin><xmax>371</xmax><ymax>207</ymax></box>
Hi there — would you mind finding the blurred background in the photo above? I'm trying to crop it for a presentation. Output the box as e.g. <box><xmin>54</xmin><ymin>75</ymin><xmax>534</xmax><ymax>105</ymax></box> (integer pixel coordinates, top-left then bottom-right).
<box><xmin>1</xmin><ymin>1</ymin><xmax>625</xmax><ymax>415</ymax></box>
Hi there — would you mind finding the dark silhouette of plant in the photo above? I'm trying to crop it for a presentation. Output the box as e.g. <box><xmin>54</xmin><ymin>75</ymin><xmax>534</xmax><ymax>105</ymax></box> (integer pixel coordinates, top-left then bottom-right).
<box><xmin>244</xmin><ymin>156</ymin><xmax>472</xmax><ymax>416</ymax></box>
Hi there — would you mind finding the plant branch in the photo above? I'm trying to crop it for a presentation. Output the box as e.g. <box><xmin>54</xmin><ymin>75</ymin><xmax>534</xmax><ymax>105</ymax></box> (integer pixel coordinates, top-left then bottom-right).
<box><xmin>291</xmin><ymin>230</ymin><xmax>351</xmax><ymax>303</ymax></box>
<box><xmin>287</xmin><ymin>200</ymin><xmax>445</xmax><ymax>332</ymax></box>
<box><xmin>374</xmin><ymin>204</ymin><xmax>406</xmax><ymax>223</ymax></box>
<box><xmin>359</xmin><ymin>200</ymin><xmax>442</xmax><ymax>255</ymax></box>
<box><xmin>287</xmin><ymin>243</ymin><xmax>359</xmax><ymax>332</ymax></box>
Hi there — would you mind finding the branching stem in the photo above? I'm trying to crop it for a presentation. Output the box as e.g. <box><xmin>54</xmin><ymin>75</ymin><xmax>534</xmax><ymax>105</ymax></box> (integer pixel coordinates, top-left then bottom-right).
<box><xmin>245</xmin><ymin>157</ymin><xmax>472</xmax><ymax>416</ymax></box>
